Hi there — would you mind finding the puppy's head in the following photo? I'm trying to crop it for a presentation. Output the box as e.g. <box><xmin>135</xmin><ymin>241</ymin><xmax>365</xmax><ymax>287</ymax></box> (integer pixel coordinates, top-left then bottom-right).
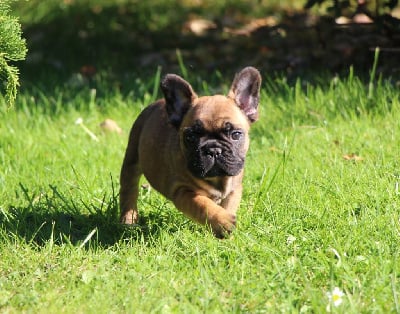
<box><xmin>160</xmin><ymin>67</ymin><xmax>261</xmax><ymax>178</ymax></box>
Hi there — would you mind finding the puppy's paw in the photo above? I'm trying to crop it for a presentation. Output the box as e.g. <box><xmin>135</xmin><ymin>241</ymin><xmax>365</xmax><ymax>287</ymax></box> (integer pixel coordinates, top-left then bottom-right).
<box><xmin>120</xmin><ymin>209</ymin><xmax>139</xmax><ymax>225</ymax></box>
<box><xmin>211</xmin><ymin>211</ymin><xmax>236</xmax><ymax>239</ymax></box>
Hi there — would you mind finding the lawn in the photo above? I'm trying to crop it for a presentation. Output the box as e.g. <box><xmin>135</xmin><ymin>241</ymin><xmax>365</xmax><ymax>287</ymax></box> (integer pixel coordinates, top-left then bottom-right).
<box><xmin>1</xmin><ymin>63</ymin><xmax>399</xmax><ymax>312</ymax></box>
<box><xmin>1</xmin><ymin>0</ymin><xmax>400</xmax><ymax>311</ymax></box>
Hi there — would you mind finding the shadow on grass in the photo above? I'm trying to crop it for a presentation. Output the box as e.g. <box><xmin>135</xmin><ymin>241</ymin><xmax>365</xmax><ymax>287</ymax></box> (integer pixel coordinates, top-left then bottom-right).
<box><xmin>0</xmin><ymin>183</ymin><xmax>178</xmax><ymax>248</ymax></box>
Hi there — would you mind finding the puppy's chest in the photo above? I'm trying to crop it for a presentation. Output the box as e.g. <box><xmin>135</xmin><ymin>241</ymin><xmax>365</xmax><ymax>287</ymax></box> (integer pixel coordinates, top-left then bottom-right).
<box><xmin>202</xmin><ymin>177</ymin><xmax>234</xmax><ymax>203</ymax></box>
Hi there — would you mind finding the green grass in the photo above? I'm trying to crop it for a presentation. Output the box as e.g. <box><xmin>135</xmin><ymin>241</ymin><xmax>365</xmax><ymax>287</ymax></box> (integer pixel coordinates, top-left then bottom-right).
<box><xmin>1</xmin><ymin>69</ymin><xmax>400</xmax><ymax>313</ymax></box>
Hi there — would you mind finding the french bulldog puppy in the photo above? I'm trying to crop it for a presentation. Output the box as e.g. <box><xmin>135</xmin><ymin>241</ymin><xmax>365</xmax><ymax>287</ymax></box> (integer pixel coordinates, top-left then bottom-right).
<box><xmin>120</xmin><ymin>67</ymin><xmax>261</xmax><ymax>237</ymax></box>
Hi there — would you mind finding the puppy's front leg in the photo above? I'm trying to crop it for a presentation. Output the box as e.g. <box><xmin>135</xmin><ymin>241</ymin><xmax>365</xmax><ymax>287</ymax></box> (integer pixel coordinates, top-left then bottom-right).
<box><xmin>173</xmin><ymin>189</ymin><xmax>236</xmax><ymax>238</ymax></box>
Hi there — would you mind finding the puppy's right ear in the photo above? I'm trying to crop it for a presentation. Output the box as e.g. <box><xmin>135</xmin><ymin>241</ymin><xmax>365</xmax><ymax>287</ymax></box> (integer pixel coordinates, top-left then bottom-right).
<box><xmin>160</xmin><ymin>74</ymin><xmax>197</xmax><ymax>128</ymax></box>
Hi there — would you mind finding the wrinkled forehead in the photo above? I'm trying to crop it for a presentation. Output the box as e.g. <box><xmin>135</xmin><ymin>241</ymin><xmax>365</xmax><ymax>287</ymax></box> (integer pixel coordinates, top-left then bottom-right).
<box><xmin>185</xmin><ymin>95</ymin><xmax>250</xmax><ymax>130</ymax></box>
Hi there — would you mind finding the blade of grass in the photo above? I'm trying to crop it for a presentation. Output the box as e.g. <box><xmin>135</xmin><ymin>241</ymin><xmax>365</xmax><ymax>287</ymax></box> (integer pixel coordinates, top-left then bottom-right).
<box><xmin>176</xmin><ymin>49</ymin><xmax>188</xmax><ymax>79</ymax></box>
<box><xmin>368</xmin><ymin>47</ymin><xmax>380</xmax><ymax>99</ymax></box>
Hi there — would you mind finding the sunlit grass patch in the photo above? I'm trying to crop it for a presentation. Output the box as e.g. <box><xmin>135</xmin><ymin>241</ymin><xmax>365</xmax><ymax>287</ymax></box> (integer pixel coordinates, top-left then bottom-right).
<box><xmin>1</xmin><ymin>70</ymin><xmax>399</xmax><ymax>312</ymax></box>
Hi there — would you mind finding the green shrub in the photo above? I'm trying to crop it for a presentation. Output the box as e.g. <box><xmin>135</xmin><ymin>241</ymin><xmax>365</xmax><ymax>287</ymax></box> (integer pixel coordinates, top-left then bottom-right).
<box><xmin>0</xmin><ymin>0</ymin><xmax>27</xmax><ymax>107</ymax></box>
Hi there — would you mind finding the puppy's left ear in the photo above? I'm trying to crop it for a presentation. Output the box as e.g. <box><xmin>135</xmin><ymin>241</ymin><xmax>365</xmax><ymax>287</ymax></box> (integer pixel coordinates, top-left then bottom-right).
<box><xmin>161</xmin><ymin>74</ymin><xmax>198</xmax><ymax>128</ymax></box>
<box><xmin>228</xmin><ymin>67</ymin><xmax>261</xmax><ymax>123</ymax></box>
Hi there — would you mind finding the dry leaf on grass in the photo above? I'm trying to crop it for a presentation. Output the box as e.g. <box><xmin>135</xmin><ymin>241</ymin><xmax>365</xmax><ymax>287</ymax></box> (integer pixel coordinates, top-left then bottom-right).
<box><xmin>224</xmin><ymin>17</ymin><xmax>278</xmax><ymax>36</ymax></box>
<box><xmin>343</xmin><ymin>153</ymin><xmax>364</xmax><ymax>161</ymax></box>
<box><xmin>183</xmin><ymin>18</ymin><xmax>217</xmax><ymax>36</ymax></box>
<box><xmin>99</xmin><ymin>119</ymin><xmax>122</xmax><ymax>134</ymax></box>
<box><xmin>269</xmin><ymin>146</ymin><xmax>284</xmax><ymax>154</ymax></box>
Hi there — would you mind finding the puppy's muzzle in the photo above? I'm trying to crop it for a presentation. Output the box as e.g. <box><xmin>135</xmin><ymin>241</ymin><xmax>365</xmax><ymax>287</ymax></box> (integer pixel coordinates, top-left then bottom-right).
<box><xmin>203</xmin><ymin>142</ymin><xmax>222</xmax><ymax>159</ymax></box>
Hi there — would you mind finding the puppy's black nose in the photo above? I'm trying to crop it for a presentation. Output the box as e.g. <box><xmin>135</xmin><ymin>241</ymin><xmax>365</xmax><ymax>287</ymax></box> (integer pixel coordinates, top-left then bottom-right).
<box><xmin>204</xmin><ymin>147</ymin><xmax>222</xmax><ymax>158</ymax></box>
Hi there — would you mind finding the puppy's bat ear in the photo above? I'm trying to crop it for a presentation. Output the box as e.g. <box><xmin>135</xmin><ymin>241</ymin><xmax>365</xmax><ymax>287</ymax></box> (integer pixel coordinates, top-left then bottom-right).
<box><xmin>228</xmin><ymin>67</ymin><xmax>261</xmax><ymax>123</ymax></box>
<box><xmin>160</xmin><ymin>74</ymin><xmax>198</xmax><ymax>128</ymax></box>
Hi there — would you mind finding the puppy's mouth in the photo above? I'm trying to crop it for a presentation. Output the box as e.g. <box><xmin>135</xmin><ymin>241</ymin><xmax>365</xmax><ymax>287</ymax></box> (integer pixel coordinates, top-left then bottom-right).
<box><xmin>187</xmin><ymin>143</ymin><xmax>244</xmax><ymax>178</ymax></box>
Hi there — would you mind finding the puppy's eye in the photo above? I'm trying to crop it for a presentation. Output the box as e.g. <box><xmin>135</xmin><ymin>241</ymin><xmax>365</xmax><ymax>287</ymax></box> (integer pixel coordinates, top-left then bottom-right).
<box><xmin>184</xmin><ymin>127</ymin><xmax>200</xmax><ymax>143</ymax></box>
<box><xmin>185</xmin><ymin>132</ymin><xmax>197</xmax><ymax>143</ymax></box>
<box><xmin>231</xmin><ymin>130</ymin><xmax>243</xmax><ymax>141</ymax></box>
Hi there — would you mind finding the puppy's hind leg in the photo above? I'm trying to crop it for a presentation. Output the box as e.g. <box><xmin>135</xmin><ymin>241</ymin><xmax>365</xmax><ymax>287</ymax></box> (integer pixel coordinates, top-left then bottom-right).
<box><xmin>119</xmin><ymin>157</ymin><xmax>141</xmax><ymax>224</ymax></box>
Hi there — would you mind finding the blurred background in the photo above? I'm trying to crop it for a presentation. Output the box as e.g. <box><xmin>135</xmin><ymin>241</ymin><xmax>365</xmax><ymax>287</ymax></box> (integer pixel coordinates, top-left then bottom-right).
<box><xmin>8</xmin><ymin>0</ymin><xmax>400</xmax><ymax>89</ymax></box>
